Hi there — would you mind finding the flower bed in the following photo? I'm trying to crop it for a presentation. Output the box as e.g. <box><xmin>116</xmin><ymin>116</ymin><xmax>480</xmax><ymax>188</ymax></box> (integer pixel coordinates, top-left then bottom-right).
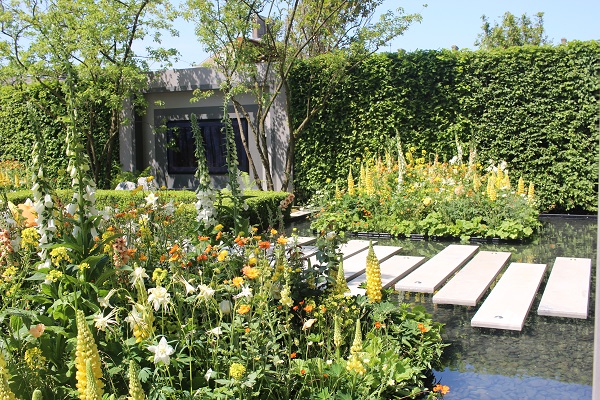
<box><xmin>0</xmin><ymin>188</ymin><xmax>448</xmax><ymax>399</ymax></box>
<box><xmin>311</xmin><ymin>148</ymin><xmax>540</xmax><ymax>241</ymax></box>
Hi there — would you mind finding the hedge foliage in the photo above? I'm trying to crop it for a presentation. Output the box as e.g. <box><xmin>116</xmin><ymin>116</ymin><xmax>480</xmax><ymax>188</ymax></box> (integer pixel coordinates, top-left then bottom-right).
<box><xmin>5</xmin><ymin>189</ymin><xmax>291</xmax><ymax>231</ymax></box>
<box><xmin>290</xmin><ymin>41</ymin><xmax>600</xmax><ymax>213</ymax></box>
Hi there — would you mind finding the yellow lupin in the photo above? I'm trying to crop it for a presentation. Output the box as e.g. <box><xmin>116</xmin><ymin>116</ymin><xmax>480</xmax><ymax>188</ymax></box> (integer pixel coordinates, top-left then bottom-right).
<box><xmin>347</xmin><ymin>168</ymin><xmax>355</xmax><ymax>196</ymax></box>
<box><xmin>517</xmin><ymin>176</ymin><xmax>526</xmax><ymax>195</ymax></box>
<box><xmin>0</xmin><ymin>352</ymin><xmax>16</xmax><ymax>400</ymax></box>
<box><xmin>128</xmin><ymin>360</ymin><xmax>146</xmax><ymax>400</ymax></box>
<box><xmin>350</xmin><ymin>319</ymin><xmax>363</xmax><ymax>354</ymax></box>
<box><xmin>365</xmin><ymin>242</ymin><xmax>382</xmax><ymax>303</ymax></box>
<box><xmin>527</xmin><ymin>182</ymin><xmax>535</xmax><ymax>202</ymax></box>
<box><xmin>85</xmin><ymin>360</ymin><xmax>102</xmax><ymax>400</ymax></box>
<box><xmin>75</xmin><ymin>310</ymin><xmax>104</xmax><ymax>400</ymax></box>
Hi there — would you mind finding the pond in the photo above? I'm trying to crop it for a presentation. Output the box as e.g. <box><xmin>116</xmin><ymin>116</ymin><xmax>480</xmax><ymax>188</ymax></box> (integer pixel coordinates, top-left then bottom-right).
<box><xmin>288</xmin><ymin>215</ymin><xmax>596</xmax><ymax>399</ymax></box>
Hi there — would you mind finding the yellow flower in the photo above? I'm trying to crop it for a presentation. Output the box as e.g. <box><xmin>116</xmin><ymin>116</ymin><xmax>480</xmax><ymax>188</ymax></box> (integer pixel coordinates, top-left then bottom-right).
<box><xmin>50</xmin><ymin>247</ymin><xmax>72</xmax><ymax>266</ymax></box>
<box><xmin>276</xmin><ymin>236</ymin><xmax>288</xmax><ymax>245</ymax></box>
<box><xmin>365</xmin><ymin>242</ymin><xmax>382</xmax><ymax>303</ymax></box>
<box><xmin>75</xmin><ymin>310</ymin><xmax>104</xmax><ymax>400</ymax></box>
<box><xmin>24</xmin><ymin>347</ymin><xmax>46</xmax><ymax>370</ymax></box>
<box><xmin>21</xmin><ymin>227</ymin><xmax>40</xmax><ymax>249</ymax></box>
<box><xmin>242</xmin><ymin>266</ymin><xmax>260</xmax><ymax>280</ymax></box>
<box><xmin>46</xmin><ymin>269</ymin><xmax>63</xmax><ymax>283</ymax></box>
<box><xmin>232</xmin><ymin>276</ymin><xmax>244</xmax><ymax>287</ymax></box>
<box><xmin>214</xmin><ymin>224</ymin><xmax>224</xmax><ymax>232</ymax></box>
<box><xmin>237</xmin><ymin>304</ymin><xmax>251</xmax><ymax>315</ymax></box>
<box><xmin>422</xmin><ymin>197</ymin><xmax>432</xmax><ymax>207</ymax></box>
<box><xmin>152</xmin><ymin>268</ymin><xmax>168</xmax><ymax>284</ymax></box>
<box><xmin>270</xmin><ymin>228</ymin><xmax>278</xmax><ymax>235</ymax></box>
<box><xmin>217</xmin><ymin>250</ymin><xmax>228</xmax><ymax>262</ymax></box>
<box><xmin>350</xmin><ymin>319</ymin><xmax>363</xmax><ymax>354</ymax></box>
<box><xmin>229</xmin><ymin>363</ymin><xmax>246</xmax><ymax>380</ymax></box>
<box><xmin>128</xmin><ymin>360</ymin><xmax>145</xmax><ymax>400</ymax></box>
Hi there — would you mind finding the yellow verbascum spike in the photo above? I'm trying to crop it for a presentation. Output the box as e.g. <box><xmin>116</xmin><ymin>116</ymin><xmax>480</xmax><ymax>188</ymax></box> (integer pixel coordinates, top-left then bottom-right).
<box><xmin>365</xmin><ymin>242</ymin><xmax>382</xmax><ymax>303</ymax></box>
<box><xmin>75</xmin><ymin>310</ymin><xmax>104</xmax><ymax>400</ymax></box>
<box><xmin>527</xmin><ymin>182</ymin><xmax>535</xmax><ymax>202</ymax></box>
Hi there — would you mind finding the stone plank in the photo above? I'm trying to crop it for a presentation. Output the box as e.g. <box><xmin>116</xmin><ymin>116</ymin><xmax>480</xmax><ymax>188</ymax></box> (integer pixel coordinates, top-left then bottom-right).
<box><xmin>537</xmin><ymin>257</ymin><xmax>592</xmax><ymax>319</ymax></box>
<box><xmin>347</xmin><ymin>255</ymin><xmax>426</xmax><ymax>296</ymax></box>
<box><xmin>471</xmin><ymin>262</ymin><xmax>546</xmax><ymax>331</ymax></box>
<box><xmin>306</xmin><ymin>240</ymin><xmax>375</xmax><ymax>267</ymax></box>
<box><xmin>432</xmin><ymin>251</ymin><xmax>511</xmax><ymax>306</ymax></box>
<box><xmin>342</xmin><ymin>245</ymin><xmax>403</xmax><ymax>281</ymax></box>
<box><xmin>395</xmin><ymin>244</ymin><xmax>479</xmax><ymax>293</ymax></box>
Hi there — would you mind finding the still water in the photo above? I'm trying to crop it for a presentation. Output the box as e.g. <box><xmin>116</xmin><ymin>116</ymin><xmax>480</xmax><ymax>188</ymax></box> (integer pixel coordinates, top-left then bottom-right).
<box><xmin>289</xmin><ymin>216</ymin><xmax>597</xmax><ymax>399</ymax></box>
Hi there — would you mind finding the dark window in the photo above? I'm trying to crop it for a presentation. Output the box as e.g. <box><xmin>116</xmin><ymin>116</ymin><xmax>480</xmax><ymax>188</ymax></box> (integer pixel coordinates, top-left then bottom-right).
<box><xmin>166</xmin><ymin>119</ymin><xmax>249</xmax><ymax>175</ymax></box>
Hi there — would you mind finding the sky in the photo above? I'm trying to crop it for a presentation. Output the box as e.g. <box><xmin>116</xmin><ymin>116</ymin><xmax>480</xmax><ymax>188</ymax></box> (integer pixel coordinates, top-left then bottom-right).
<box><xmin>148</xmin><ymin>0</ymin><xmax>600</xmax><ymax>70</ymax></box>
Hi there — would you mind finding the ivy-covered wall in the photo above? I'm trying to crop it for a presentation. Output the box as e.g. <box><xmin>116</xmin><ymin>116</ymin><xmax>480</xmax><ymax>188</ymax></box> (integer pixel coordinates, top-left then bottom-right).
<box><xmin>290</xmin><ymin>41</ymin><xmax>600</xmax><ymax>213</ymax></box>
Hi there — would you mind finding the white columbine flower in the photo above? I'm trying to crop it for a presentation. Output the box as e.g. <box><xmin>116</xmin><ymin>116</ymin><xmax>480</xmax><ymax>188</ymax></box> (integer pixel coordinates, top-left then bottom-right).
<box><xmin>130</xmin><ymin>267</ymin><xmax>149</xmax><ymax>287</ymax></box>
<box><xmin>145</xmin><ymin>192</ymin><xmax>159</xmax><ymax>208</ymax></box>
<box><xmin>148</xmin><ymin>336</ymin><xmax>175</xmax><ymax>365</ymax></box>
<box><xmin>148</xmin><ymin>286</ymin><xmax>171</xmax><ymax>312</ymax></box>
<box><xmin>98</xmin><ymin>288</ymin><xmax>117</xmax><ymax>308</ymax></box>
<box><xmin>205</xmin><ymin>368</ymin><xmax>213</xmax><ymax>382</ymax></box>
<box><xmin>302</xmin><ymin>318</ymin><xmax>317</xmax><ymax>330</ymax></box>
<box><xmin>207</xmin><ymin>326</ymin><xmax>223</xmax><ymax>336</ymax></box>
<box><xmin>233</xmin><ymin>285</ymin><xmax>253</xmax><ymax>300</ymax></box>
<box><xmin>177</xmin><ymin>275</ymin><xmax>196</xmax><ymax>295</ymax></box>
<box><xmin>197</xmin><ymin>284</ymin><xmax>215</xmax><ymax>300</ymax></box>
<box><xmin>93</xmin><ymin>308</ymin><xmax>118</xmax><ymax>332</ymax></box>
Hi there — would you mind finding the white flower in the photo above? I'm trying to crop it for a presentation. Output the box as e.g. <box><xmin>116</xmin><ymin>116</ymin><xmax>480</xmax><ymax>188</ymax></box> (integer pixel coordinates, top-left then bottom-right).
<box><xmin>98</xmin><ymin>288</ymin><xmax>117</xmax><ymax>308</ymax></box>
<box><xmin>207</xmin><ymin>326</ymin><xmax>223</xmax><ymax>336</ymax></box>
<box><xmin>148</xmin><ymin>286</ymin><xmax>171</xmax><ymax>312</ymax></box>
<box><xmin>124</xmin><ymin>305</ymin><xmax>143</xmax><ymax>330</ymax></box>
<box><xmin>233</xmin><ymin>285</ymin><xmax>253</xmax><ymax>300</ymax></box>
<box><xmin>164</xmin><ymin>200</ymin><xmax>175</xmax><ymax>216</ymax></box>
<box><xmin>177</xmin><ymin>275</ymin><xmax>196</xmax><ymax>295</ymax></box>
<box><xmin>326</xmin><ymin>359</ymin><xmax>333</xmax><ymax>365</ymax></box>
<box><xmin>148</xmin><ymin>336</ymin><xmax>175</xmax><ymax>365</ymax></box>
<box><xmin>219</xmin><ymin>300</ymin><xmax>232</xmax><ymax>315</ymax></box>
<box><xmin>196</xmin><ymin>284</ymin><xmax>215</xmax><ymax>300</ymax></box>
<box><xmin>302</xmin><ymin>318</ymin><xmax>317</xmax><ymax>330</ymax></box>
<box><xmin>94</xmin><ymin>308</ymin><xmax>118</xmax><ymax>332</ymax></box>
<box><xmin>130</xmin><ymin>267</ymin><xmax>149</xmax><ymax>287</ymax></box>
<box><xmin>205</xmin><ymin>368</ymin><xmax>213</xmax><ymax>381</ymax></box>
<box><xmin>145</xmin><ymin>192</ymin><xmax>159</xmax><ymax>208</ymax></box>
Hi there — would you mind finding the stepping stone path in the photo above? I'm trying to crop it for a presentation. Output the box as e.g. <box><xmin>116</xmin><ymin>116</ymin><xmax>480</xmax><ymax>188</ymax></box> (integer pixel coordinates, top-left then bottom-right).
<box><xmin>294</xmin><ymin>237</ymin><xmax>592</xmax><ymax>331</ymax></box>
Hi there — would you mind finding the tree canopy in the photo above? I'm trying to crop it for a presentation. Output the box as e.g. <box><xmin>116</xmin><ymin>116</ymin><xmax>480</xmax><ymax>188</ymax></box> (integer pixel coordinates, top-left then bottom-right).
<box><xmin>476</xmin><ymin>11</ymin><xmax>549</xmax><ymax>49</ymax></box>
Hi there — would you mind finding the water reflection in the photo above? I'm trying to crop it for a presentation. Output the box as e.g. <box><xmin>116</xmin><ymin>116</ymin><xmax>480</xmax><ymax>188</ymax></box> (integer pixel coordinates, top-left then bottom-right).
<box><xmin>288</xmin><ymin>216</ymin><xmax>597</xmax><ymax>399</ymax></box>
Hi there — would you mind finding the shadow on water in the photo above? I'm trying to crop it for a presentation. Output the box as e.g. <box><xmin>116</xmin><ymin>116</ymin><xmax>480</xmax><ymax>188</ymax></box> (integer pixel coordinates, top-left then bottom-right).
<box><xmin>287</xmin><ymin>215</ymin><xmax>597</xmax><ymax>399</ymax></box>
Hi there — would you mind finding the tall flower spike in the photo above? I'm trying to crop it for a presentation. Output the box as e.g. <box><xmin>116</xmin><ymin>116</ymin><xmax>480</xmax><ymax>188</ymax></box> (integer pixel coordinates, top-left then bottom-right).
<box><xmin>75</xmin><ymin>310</ymin><xmax>104</xmax><ymax>400</ymax></box>
<box><xmin>334</xmin><ymin>259</ymin><xmax>349</xmax><ymax>295</ymax></box>
<box><xmin>496</xmin><ymin>168</ymin><xmax>504</xmax><ymax>189</ymax></box>
<box><xmin>333</xmin><ymin>316</ymin><xmax>342</xmax><ymax>349</ymax></box>
<box><xmin>365</xmin><ymin>242</ymin><xmax>382</xmax><ymax>303</ymax></box>
<box><xmin>0</xmin><ymin>351</ymin><xmax>16</xmax><ymax>400</ymax></box>
<box><xmin>32</xmin><ymin>389</ymin><xmax>43</xmax><ymax>400</ymax></box>
<box><xmin>334</xmin><ymin>183</ymin><xmax>342</xmax><ymax>199</ymax></box>
<box><xmin>128</xmin><ymin>360</ymin><xmax>146</xmax><ymax>400</ymax></box>
<box><xmin>517</xmin><ymin>176</ymin><xmax>526</xmax><ymax>195</ymax></box>
<box><xmin>85</xmin><ymin>360</ymin><xmax>102</xmax><ymax>400</ymax></box>
<box><xmin>350</xmin><ymin>318</ymin><xmax>363</xmax><ymax>355</ymax></box>
<box><xmin>527</xmin><ymin>182</ymin><xmax>535</xmax><ymax>202</ymax></box>
<box><xmin>347</xmin><ymin>168</ymin><xmax>355</xmax><ymax>196</ymax></box>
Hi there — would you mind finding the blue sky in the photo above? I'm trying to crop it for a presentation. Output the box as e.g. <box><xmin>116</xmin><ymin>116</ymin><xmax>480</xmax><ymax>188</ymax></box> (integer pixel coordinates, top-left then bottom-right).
<box><xmin>154</xmin><ymin>0</ymin><xmax>600</xmax><ymax>70</ymax></box>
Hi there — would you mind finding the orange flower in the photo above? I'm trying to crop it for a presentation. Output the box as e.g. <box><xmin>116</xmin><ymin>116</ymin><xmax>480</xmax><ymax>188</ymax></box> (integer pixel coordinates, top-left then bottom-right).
<box><xmin>197</xmin><ymin>254</ymin><xmax>208</xmax><ymax>261</ymax></box>
<box><xmin>374</xmin><ymin>321</ymin><xmax>382</xmax><ymax>329</ymax></box>
<box><xmin>245</xmin><ymin>327</ymin><xmax>250</xmax><ymax>333</ymax></box>
<box><xmin>433</xmin><ymin>384</ymin><xmax>450</xmax><ymax>395</ymax></box>
<box><xmin>303</xmin><ymin>304</ymin><xmax>314</xmax><ymax>313</ymax></box>
<box><xmin>238</xmin><ymin>304</ymin><xmax>251</xmax><ymax>315</ymax></box>
<box><xmin>139</xmin><ymin>254</ymin><xmax>148</xmax><ymax>261</ymax></box>
<box><xmin>270</xmin><ymin>229</ymin><xmax>278</xmax><ymax>235</ymax></box>
<box><xmin>216</xmin><ymin>231</ymin><xmax>222</xmax><ymax>240</ymax></box>
<box><xmin>276</xmin><ymin>236</ymin><xmax>288</xmax><ymax>245</ymax></box>
<box><xmin>418</xmin><ymin>323</ymin><xmax>429</xmax><ymax>333</ymax></box>
<box><xmin>300</xmin><ymin>369</ymin><xmax>306</xmax><ymax>375</ymax></box>
<box><xmin>232</xmin><ymin>277</ymin><xmax>244</xmax><ymax>287</ymax></box>
<box><xmin>290</xmin><ymin>352</ymin><xmax>297</xmax><ymax>359</ymax></box>
<box><xmin>258</xmin><ymin>241</ymin><xmax>271</xmax><ymax>250</ymax></box>
<box><xmin>169</xmin><ymin>244</ymin><xmax>180</xmax><ymax>255</ymax></box>
<box><xmin>242</xmin><ymin>266</ymin><xmax>260</xmax><ymax>280</ymax></box>
<box><xmin>234</xmin><ymin>236</ymin><xmax>248</xmax><ymax>246</ymax></box>
<box><xmin>198</xmin><ymin>236</ymin><xmax>210</xmax><ymax>241</ymax></box>
<box><xmin>320</xmin><ymin>306</ymin><xmax>327</xmax><ymax>313</ymax></box>
<box><xmin>159</xmin><ymin>254</ymin><xmax>167</xmax><ymax>263</ymax></box>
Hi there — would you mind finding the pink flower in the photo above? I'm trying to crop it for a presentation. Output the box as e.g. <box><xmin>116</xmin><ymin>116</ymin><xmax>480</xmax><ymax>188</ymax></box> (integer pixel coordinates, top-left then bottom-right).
<box><xmin>29</xmin><ymin>323</ymin><xmax>45</xmax><ymax>338</ymax></box>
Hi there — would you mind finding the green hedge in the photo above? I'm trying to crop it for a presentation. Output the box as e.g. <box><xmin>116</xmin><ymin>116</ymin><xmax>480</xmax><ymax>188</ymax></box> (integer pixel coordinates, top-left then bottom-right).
<box><xmin>5</xmin><ymin>189</ymin><xmax>291</xmax><ymax>231</ymax></box>
<box><xmin>290</xmin><ymin>41</ymin><xmax>600</xmax><ymax>212</ymax></box>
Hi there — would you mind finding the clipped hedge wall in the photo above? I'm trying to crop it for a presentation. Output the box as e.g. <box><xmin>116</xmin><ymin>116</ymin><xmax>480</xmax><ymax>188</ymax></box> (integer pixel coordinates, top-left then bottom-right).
<box><xmin>290</xmin><ymin>41</ymin><xmax>600</xmax><ymax>212</ymax></box>
<box><xmin>5</xmin><ymin>189</ymin><xmax>291</xmax><ymax>231</ymax></box>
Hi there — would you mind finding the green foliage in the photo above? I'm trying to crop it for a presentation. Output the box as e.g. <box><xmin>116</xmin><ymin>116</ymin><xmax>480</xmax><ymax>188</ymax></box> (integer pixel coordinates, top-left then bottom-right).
<box><xmin>291</xmin><ymin>41</ymin><xmax>600</xmax><ymax>212</ymax></box>
<box><xmin>476</xmin><ymin>11</ymin><xmax>548</xmax><ymax>49</ymax></box>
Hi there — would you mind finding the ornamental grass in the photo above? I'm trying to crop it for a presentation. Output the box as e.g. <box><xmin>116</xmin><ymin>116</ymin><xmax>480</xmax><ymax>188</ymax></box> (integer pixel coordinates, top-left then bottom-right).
<box><xmin>311</xmin><ymin>146</ymin><xmax>540</xmax><ymax>241</ymax></box>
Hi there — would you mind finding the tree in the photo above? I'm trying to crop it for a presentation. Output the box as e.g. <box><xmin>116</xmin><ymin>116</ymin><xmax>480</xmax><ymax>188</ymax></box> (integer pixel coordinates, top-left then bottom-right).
<box><xmin>476</xmin><ymin>11</ymin><xmax>549</xmax><ymax>49</ymax></box>
<box><xmin>185</xmin><ymin>0</ymin><xmax>421</xmax><ymax>191</ymax></box>
<box><xmin>0</xmin><ymin>0</ymin><xmax>178</xmax><ymax>188</ymax></box>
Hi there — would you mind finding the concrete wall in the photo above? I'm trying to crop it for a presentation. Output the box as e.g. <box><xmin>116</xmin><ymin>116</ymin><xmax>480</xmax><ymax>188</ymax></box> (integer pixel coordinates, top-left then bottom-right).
<box><xmin>119</xmin><ymin>66</ymin><xmax>290</xmax><ymax>191</ymax></box>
